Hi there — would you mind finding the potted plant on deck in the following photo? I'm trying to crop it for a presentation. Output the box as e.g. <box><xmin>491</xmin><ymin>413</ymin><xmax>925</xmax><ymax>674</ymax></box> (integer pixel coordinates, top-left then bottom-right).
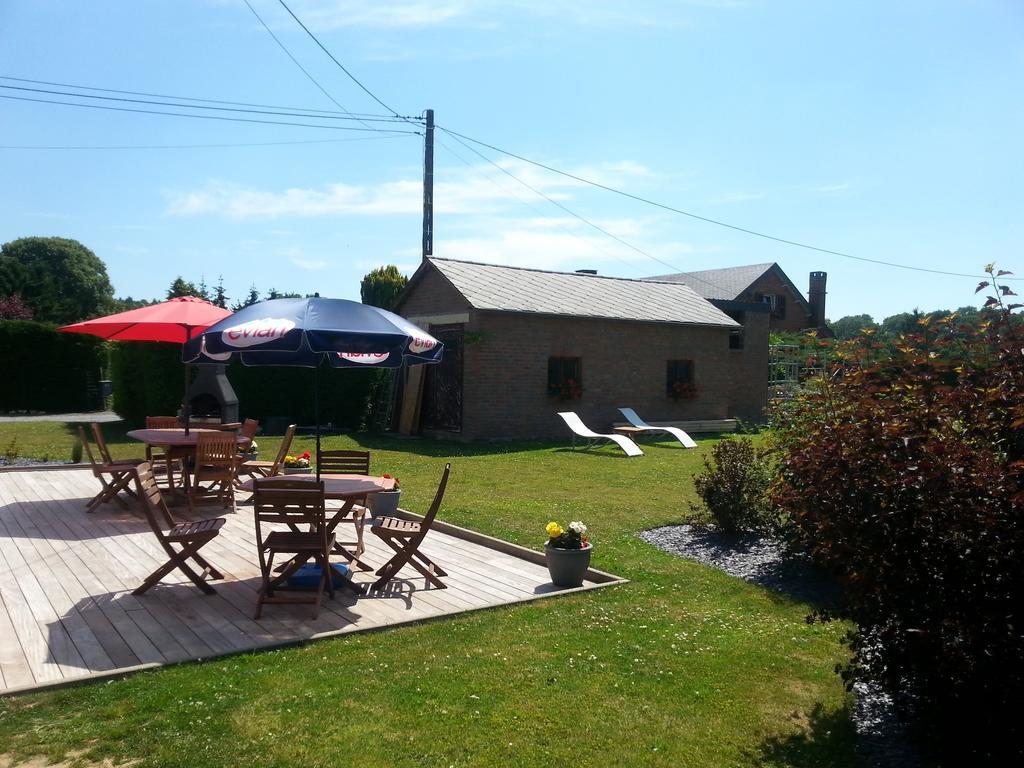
<box><xmin>282</xmin><ymin>451</ymin><xmax>312</xmax><ymax>474</ymax></box>
<box><xmin>368</xmin><ymin>474</ymin><xmax>401</xmax><ymax>516</ymax></box>
<box><xmin>544</xmin><ymin>520</ymin><xmax>591</xmax><ymax>588</ymax></box>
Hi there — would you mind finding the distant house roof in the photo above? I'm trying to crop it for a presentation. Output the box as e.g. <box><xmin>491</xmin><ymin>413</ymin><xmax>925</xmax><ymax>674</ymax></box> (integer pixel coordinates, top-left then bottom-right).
<box><xmin>412</xmin><ymin>257</ymin><xmax>739</xmax><ymax>328</ymax></box>
<box><xmin>648</xmin><ymin>262</ymin><xmax>810</xmax><ymax>311</ymax></box>
<box><xmin>647</xmin><ymin>263</ymin><xmax>775</xmax><ymax>301</ymax></box>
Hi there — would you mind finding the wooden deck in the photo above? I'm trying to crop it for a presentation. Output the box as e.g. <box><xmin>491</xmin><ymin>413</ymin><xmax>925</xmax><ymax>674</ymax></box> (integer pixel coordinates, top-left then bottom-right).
<box><xmin>0</xmin><ymin>468</ymin><xmax>622</xmax><ymax>695</ymax></box>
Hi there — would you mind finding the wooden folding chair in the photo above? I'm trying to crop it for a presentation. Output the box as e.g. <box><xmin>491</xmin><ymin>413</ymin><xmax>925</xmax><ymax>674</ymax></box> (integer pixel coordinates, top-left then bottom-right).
<box><xmin>132</xmin><ymin>461</ymin><xmax>225</xmax><ymax>595</ymax></box>
<box><xmin>368</xmin><ymin>463</ymin><xmax>450</xmax><ymax>592</ymax></box>
<box><xmin>253</xmin><ymin>477</ymin><xmax>354</xmax><ymax>619</ymax></box>
<box><xmin>239</xmin><ymin>424</ymin><xmax>296</xmax><ymax>481</ymax></box>
<box><xmin>90</xmin><ymin>422</ymin><xmax>145</xmax><ymax>468</ymax></box>
<box><xmin>78</xmin><ymin>425</ymin><xmax>137</xmax><ymax>512</ymax></box>
<box><xmin>240</xmin><ymin>418</ymin><xmax>259</xmax><ymax>442</ymax></box>
<box><xmin>190</xmin><ymin>431</ymin><xmax>238</xmax><ymax>513</ymax></box>
<box><xmin>145</xmin><ymin>415</ymin><xmax>186</xmax><ymax>489</ymax></box>
<box><xmin>317</xmin><ymin>448</ymin><xmax>372</xmax><ymax>560</ymax></box>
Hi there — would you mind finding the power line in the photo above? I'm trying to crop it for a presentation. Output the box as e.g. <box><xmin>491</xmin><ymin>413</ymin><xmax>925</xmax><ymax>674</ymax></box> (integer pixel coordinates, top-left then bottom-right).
<box><xmin>439</xmin><ymin>132</ymin><xmax>678</xmax><ymax>278</ymax></box>
<box><xmin>0</xmin><ymin>93</ymin><xmax>422</xmax><ymax>134</ymax></box>
<box><xmin>275</xmin><ymin>0</ymin><xmax>408</xmax><ymax>120</ymax></box>
<box><xmin>0</xmin><ymin>74</ymin><xmax>402</xmax><ymax>119</ymax></box>
<box><xmin>0</xmin><ymin>83</ymin><xmax>413</xmax><ymax>124</ymax></box>
<box><xmin>265</xmin><ymin>1</ymin><xmax>740</xmax><ymax>293</ymax></box>
<box><xmin>434</xmin><ymin>135</ymin><xmax>649</xmax><ymax>277</ymax></box>
<box><xmin>241</xmin><ymin>0</ymin><xmax>381</xmax><ymax>132</ymax></box>
<box><xmin>439</xmin><ymin>131</ymin><xmax>743</xmax><ymax>296</ymax></box>
<box><xmin>438</xmin><ymin>126</ymin><xmax>1012</xmax><ymax>281</ymax></box>
<box><xmin>0</xmin><ymin>135</ymin><xmax>410</xmax><ymax>150</ymax></box>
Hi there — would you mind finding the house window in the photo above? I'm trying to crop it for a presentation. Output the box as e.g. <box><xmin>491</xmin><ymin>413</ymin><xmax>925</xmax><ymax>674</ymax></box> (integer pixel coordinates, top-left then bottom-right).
<box><xmin>666</xmin><ymin>359</ymin><xmax>696</xmax><ymax>400</ymax></box>
<box><xmin>548</xmin><ymin>357</ymin><xmax>582</xmax><ymax>399</ymax></box>
<box><xmin>725</xmin><ymin>310</ymin><xmax>745</xmax><ymax>350</ymax></box>
<box><xmin>755</xmin><ymin>292</ymin><xmax>787</xmax><ymax>320</ymax></box>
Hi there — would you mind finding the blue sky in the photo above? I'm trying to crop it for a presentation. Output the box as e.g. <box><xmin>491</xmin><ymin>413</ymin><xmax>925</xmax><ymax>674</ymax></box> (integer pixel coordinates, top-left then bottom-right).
<box><xmin>1</xmin><ymin>0</ymin><xmax>1021</xmax><ymax>321</ymax></box>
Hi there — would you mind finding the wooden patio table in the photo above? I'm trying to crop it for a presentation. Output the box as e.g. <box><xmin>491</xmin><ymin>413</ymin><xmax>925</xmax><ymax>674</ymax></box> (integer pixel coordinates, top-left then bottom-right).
<box><xmin>237</xmin><ymin>474</ymin><xmax>395</xmax><ymax>571</ymax></box>
<box><xmin>126</xmin><ymin>428</ymin><xmax>252</xmax><ymax>496</ymax></box>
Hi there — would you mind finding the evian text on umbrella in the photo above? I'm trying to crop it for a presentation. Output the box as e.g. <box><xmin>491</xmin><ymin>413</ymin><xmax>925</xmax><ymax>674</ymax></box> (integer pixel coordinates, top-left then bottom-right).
<box><xmin>409</xmin><ymin>335</ymin><xmax>436</xmax><ymax>354</ymax></box>
<box><xmin>338</xmin><ymin>352</ymin><xmax>390</xmax><ymax>365</ymax></box>
<box><xmin>222</xmin><ymin>318</ymin><xmax>296</xmax><ymax>348</ymax></box>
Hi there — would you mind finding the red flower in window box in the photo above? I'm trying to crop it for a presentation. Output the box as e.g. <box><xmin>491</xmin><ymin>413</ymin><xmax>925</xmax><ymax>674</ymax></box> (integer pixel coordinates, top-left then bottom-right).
<box><xmin>669</xmin><ymin>381</ymin><xmax>697</xmax><ymax>401</ymax></box>
<box><xmin>549</xmin><ymin>377</ymin><xmax>583</xmax><ymax>400</ymax></box>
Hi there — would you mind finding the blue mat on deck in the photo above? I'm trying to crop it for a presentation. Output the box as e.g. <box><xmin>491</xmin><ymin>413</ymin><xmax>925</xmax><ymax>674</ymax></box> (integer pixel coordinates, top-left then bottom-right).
<box><xmin>286</xmin><ymin>563</ymin><xmax>352</xmax><ymax>589</ymax></box>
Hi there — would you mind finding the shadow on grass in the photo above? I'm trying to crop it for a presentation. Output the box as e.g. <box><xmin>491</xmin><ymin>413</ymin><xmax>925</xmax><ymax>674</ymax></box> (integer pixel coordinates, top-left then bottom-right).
<box><xmin>343</xmin><ymin>433</ymin><xmax>572</xmax><ymax>459</ymax></box>
<box><xmin>754</xmin><ymin>703</ymin><xmax>860</xmax><ymax>768</ymax></box>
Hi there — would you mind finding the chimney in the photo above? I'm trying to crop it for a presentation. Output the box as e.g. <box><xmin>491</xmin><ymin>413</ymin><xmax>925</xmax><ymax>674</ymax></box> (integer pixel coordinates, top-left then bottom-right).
<box><xmin>808</xmin><ymin>271</ymin><xmax>827</xmax><ymax>328</ymax></box>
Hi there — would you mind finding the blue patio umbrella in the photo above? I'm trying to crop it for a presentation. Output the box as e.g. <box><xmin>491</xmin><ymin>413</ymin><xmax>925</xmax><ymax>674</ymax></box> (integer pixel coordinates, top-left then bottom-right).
<box><xmin>182</xmin><ymin>297</ymin><xmax>443</xmax><ymax>478</ymax></box>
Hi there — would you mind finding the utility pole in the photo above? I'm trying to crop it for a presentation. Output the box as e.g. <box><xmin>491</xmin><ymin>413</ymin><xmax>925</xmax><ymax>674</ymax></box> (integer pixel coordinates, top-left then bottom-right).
<box><xmin>422</xmin><ymin>108</ymin><xmax>434</xmax><ymax>259</ymax></box>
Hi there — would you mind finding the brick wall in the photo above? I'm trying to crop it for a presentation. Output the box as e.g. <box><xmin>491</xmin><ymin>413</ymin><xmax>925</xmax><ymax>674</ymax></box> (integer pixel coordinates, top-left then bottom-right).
<box><xmin>396</xmin><ymin>267</ymin><xmax>472</xmax><ymax>317</ymax></box>
<box><xmin>459</xmin><ymin>311</ymin><xmax>768</xmax><ymax>440</ymax></box>
<box><xmin>740</xmin><ymin>271</ymin><xmax>811</xmax><ymax>333</ymax></box>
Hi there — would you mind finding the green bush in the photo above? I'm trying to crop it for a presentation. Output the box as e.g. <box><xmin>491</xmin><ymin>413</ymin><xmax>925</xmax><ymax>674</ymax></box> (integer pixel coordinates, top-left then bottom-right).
<box><xmin>772</xmin><ymin>288</ymin><xmax>1024</xmax><ymax>764</ymax></box>
<box><xmin>691</xmin><ymin>437</ymin><xmax>778</xmax><ymax>533</ymax></box>
<box><xmin>0</xmin><ymin>320</ymin><xmax>106</xmax><ymax>413</ymax></box>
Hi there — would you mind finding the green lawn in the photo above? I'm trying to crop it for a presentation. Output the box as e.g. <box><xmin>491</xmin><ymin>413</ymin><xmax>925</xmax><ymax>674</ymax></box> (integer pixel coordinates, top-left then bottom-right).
<box><xmin>0</xmin><ymin>423</ymin><xmax>857</xmax><ymax>767</ymax></box>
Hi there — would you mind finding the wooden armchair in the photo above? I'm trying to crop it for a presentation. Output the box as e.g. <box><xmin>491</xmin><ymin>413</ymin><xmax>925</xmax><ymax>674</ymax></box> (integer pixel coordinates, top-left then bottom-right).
<box><xmin>90</xmin><ymin>422</ymin><xmax>145</xmax><ymax>468</ymax></box>
<box><xmin>189</xmin><ymin>431</ymin><xmax>238</xmax><ymax>513</ymax></box>
<box><xmin>145</xmin><ymin>415</ymin><xmax>186</xmax><ymax>488</ymax></box>
<box><xmin>78</xmin><ymin>425</ymin><xmax>137</xmax><ymax>512</ymax></box>
<box><xmin>368</xmin><ymin>463</ymin><xmax>450</xmax><ymax>592</ymax></box>
<box><xmin>239</xmin><ymin>424</ymin><xmax>296</xmax><ymax>481</ymax></box>
<box><xmin>132</xmin><ymin>461</ymin><xmax>225</xmax><ymax>595</ymax></box>
<box><xmin>317</xmin><ymin>449</ymin><xmax>372</xmax><ymax>560</ymax></box>
<box><xmin>252</xmin><ymin>477</ymin><xmax>349</xmax><ymax>619</ymax></box>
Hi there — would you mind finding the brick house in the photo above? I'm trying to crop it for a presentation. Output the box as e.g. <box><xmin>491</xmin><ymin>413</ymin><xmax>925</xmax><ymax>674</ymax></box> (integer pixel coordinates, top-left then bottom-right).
<box><xmin>393</xmin><ymin>257</ymin><xmax>769</xmax><ymax>440</ymax></box>
<box><xmin>648</xmin><ymin>263</ymin><xmax>829</xmax><ymax>334</ymax></box>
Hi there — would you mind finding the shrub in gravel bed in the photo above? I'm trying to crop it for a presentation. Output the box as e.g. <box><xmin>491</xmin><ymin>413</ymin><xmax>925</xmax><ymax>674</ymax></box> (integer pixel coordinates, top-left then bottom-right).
<box><xmin>691</xmin><ymin>436</ymin><xmax>780</xmax><ymax>534</ymax></box>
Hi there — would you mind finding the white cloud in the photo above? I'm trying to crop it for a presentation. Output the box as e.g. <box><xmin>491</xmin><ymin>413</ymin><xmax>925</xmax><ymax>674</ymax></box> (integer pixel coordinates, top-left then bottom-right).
<box><xmin>816</xmin><ymin>183</ymin><xmax>852</xmax><ymax>193</ymax></box>
<box><xmin>278</xmin><ymin>0</ymin><xmax>743</xmax><ymax>31</ymax></box>
<box><xmin>163</xmin><ymin>159</ymin><xmax>656</xmax><ymax>220</ymax></box>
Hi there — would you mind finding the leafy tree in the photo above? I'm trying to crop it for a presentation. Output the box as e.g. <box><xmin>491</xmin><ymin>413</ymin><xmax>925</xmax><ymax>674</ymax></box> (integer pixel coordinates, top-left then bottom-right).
<box><xmin>0</xmin><ymin>294</ymin><xmax>33</xmax><ymax>320</ymax></box>
<box><xmin>0</xmin><ymin>236</ymin><xmax>114</xmax><ymax>324</ymax></box>
<box><xmin>110</xmin><ymin>296</ymin><xmax>153</xmax><ymax>312</ymax></box>
<box><xmin>879</xmin><ymin>308</ymin><xmax>926</xmax><ymax>338</ymax></box>
<box><xmin>828</xmin><ymin>313</ymin><xmax>877</xmax><ymax>340</ymax></box>
<box><xmin>360</xmin><ymin>265</ymin><xmax>408</xmax><ymax>311</ymax></box>
<box><xmin>266</xmin><ymin>287</ymin><xmax>302</xmax><ymax>300</ymax></box>
<box><xmin>166</xmin><ymin>277</ymin><xmax>205</xmax><ymax>300</ymax></box>
<box><xmin>212</xmin><ymin>276</ymin><xmax>229</xmax><ymax>309</ymax></box>
<box><xmin>232</xmin><ymin>284</ymin><xmax>260</xmax><ymax>311</ymax></box>
<box><xmin>772</xmin><ymin>265</ymin><xmax>1024</xmax><ymax>764</ymax></box>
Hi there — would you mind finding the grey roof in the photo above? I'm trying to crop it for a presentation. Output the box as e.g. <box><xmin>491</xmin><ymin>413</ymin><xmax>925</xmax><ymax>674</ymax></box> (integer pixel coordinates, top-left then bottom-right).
<box><xmin>646</xmin><ymin>263</ymin><xmax>775</xmax><ymax>301</ymax></box>
<box><xmin>427</xmin><ymin>258</ymin><xmax>739</xmax><ymax>327</ymax></box>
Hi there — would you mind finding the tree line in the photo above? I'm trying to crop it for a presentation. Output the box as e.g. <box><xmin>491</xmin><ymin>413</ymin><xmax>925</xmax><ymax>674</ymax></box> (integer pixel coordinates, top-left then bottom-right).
<box><xmin>0</xmin><ymin>236</ymin><xmax>411</xmax><ymax>325</ymax></box>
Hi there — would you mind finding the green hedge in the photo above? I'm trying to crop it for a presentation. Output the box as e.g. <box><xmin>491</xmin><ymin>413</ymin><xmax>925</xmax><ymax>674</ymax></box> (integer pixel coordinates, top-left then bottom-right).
<box><xmin>0</xmin><ymin>320</ymin><xmax>107</xmax><ymax>413</ymax></box>
<box><xmin>108</xmin><ymin>341</ymin><xmax>377</xmax><ymax>429</ymax></box>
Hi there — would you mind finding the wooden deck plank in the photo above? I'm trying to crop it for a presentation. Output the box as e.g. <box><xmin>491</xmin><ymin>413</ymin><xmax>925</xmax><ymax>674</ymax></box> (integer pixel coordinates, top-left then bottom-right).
<box><xmin>0</xmin><ymin>468</ymin><xmax>623</xmax><ymax>694</ymax></box>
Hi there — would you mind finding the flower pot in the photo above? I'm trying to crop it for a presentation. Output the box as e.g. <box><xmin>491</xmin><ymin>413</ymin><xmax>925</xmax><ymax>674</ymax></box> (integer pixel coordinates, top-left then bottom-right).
<box><xmin>282</xmin><ymin>466</ymin><xmax>311</xmax><ymax>475</ymax></box>
<box><xmin>544</xmin><ymin>542</ymin><xmax>592</xmax><ymax>588</ymax></box>
<box><xmin>368</xmin><ymin>490</ymin><xmax>401</xmax><ymax>517</ymax></box>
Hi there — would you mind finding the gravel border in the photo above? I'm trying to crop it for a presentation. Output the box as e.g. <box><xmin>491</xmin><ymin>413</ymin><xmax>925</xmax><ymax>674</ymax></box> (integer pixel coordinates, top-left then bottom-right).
<box><xmin>641</xmin><ymin>524</ymin><xmax>925</xmax><ymax>768</ymax></box>
<box><xmin>0</xmin><ymin>458</ymin><xmax>77</xmax><ymax>468</ymax></box>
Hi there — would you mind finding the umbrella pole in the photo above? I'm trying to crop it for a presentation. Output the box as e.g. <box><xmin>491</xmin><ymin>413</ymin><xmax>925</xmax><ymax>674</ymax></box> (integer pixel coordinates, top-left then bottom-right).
<box><xmin>183</xmin><ymin>326</ymin><xmax>192</xmax><ymax>435</ymax></box>
<box><xmin>314</xmin><ymin>362</ymin><xmax>321</xmax><ymax>481</ymax></box>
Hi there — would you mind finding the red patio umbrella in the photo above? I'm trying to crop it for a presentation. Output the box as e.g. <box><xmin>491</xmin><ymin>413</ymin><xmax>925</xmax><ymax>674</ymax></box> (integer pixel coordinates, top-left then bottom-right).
<box><xmin>60</xmin><ymin>296</ymin><xmax>233</xmax><ymax>431</ymax></box>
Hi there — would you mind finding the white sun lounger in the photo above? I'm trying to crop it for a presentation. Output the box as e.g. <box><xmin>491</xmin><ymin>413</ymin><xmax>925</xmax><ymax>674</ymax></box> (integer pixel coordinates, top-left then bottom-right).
<box><xmin>618</xmin><ymin>408</ymin><xmax>698</xmax><ymax>448</ymax></box>
<box><xmin>558</xmin><ymin>411</ymin><xmax>644</xmax><ymax>457</ymax></box>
